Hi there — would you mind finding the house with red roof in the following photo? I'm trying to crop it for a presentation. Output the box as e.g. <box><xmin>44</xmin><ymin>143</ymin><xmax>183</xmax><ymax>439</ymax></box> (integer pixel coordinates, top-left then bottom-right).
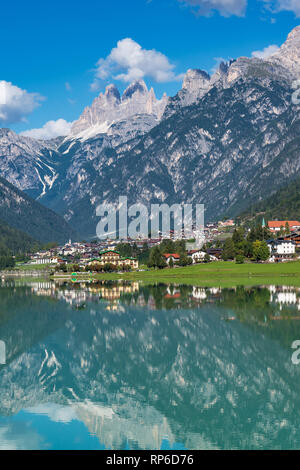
<box><xmin>163</xmin><ymin>253</ymin><xmax>180</xmax><ymax>264</ymax></box>
<box><xmin>268</xmin><ymin>221</ymin><xmax>300</xmax><ymax>233</ymax></box>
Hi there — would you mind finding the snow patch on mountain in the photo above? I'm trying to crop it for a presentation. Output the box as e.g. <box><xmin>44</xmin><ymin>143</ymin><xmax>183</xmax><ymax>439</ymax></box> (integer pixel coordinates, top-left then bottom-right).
<box><xmin>70</xmin><ymin>80</ymin><xmax>168</xmax><ymax>141</ymax></box>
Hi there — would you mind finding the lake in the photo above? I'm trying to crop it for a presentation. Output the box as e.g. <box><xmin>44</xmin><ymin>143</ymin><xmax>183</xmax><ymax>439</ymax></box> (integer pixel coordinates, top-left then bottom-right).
<box><xmin>0</xmin><ymin>279</ymin><xmax>300</xmax><ymax>450</ymax></box>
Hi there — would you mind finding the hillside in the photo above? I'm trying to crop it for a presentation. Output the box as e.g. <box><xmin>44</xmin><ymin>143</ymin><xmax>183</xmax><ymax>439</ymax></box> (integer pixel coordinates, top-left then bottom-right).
<box><xmin>237</xmin><ymin>177</ymin><xmax>300</xmax><ymax>225</ymax></box>
<box><xmin>0</xmin><ymin>219</ymin><xmax>38</xmax><ymax>256</ymax></box>
<box><xmin>0</xmin><ymin>176</ymin><xmax>77</xmax><ymax>244</ymax></box>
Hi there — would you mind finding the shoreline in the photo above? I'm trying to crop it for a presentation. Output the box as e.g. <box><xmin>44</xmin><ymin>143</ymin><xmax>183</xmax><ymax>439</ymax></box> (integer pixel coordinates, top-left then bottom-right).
<box><xmin>2</xmin><ymin>260</ymin><xmax>300</xmax><ymax>288</ymax></box>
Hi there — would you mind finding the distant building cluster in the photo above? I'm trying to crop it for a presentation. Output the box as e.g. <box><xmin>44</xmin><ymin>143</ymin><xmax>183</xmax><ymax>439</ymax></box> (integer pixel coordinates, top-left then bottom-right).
<box><xmin>27</xmin><ymin>219</ymin><xmax>236</xmax><ymax>269</ymax></box>
<box><xmin>26</xmin><ymin>217</ymin><xmax>300</xmax><ymax>269</ymax></box>
<box><xmin>30</xmin><ymin>239</ymin><xmax>139</xmax><ymax>270</ymax></box>
<box><xmin>266</xmin><ymin>220</ymin><xmax>300</xmax><ymax>262</ymax></box>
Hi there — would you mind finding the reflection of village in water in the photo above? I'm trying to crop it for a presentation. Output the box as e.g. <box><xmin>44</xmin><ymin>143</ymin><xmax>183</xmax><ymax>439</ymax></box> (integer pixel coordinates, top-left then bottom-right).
<box><xmin>3</xmin><ymin>279</ymin><xmax>300</xmax><ymax>321</ymax></box>
<box><xmin>2</xmin><ymin>279</ymin><xmax>300</xmax><ymax>449</ymax></box>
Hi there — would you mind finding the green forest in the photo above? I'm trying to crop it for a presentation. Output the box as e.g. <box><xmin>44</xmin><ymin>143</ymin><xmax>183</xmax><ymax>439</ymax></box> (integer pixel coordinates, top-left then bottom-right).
<box><xmin>0</xmin><ymin>219</ymin><xmax>39</xmax><ymax>269</ymax></box>
<box><xmin>238</xmin><ymin>177</ymin><xmax>300</xmax><ymax>224</ymax></box>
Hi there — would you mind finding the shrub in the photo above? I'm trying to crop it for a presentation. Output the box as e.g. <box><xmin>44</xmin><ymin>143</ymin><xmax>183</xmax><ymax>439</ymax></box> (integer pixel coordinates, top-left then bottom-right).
<box><xmin>236</xmin><ymin>254</ymin><xmax>245</xmax><ymax>264</ymax></box>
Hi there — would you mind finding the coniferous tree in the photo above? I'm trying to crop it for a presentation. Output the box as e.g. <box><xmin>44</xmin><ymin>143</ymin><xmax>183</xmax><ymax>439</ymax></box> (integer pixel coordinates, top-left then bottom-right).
<box><xmin>148</xmin><ymin>246</ymin><xmax>167</xmax><ymax>269</ymax></box>
<box><xmin>222</xmin><ymin>238</ymin><xmax>236</xmax><ymax>261</ymax></box>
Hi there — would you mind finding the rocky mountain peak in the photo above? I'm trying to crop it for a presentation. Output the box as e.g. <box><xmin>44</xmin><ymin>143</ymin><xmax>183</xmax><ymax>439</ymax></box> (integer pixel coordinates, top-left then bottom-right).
<box><xmin>218</xmin><ymin>61</ymin><xmax>232</xmax><ymax>74</ymax></box>
<box><xmin>70</xmin><ymin>79</ymin><xmax>168</xmax><ymax>140</ymax></box>
<box><xmin>0</xmin><ymin>127</ymin><xmax>50</xmax><ymax>148</ymax></box>
<box><xmin>268</xmin><ymin>25</ymin><xmax>300</xmax><ymax>78</ymax></box>
<box><xmin>0</xmin><ymin>128</ymin><xmax>17</xmax><ymax>139</ymax></box>
<box><xmin>286</xmin><ymin>25</ymin><xmax>300</xmax><ymax>42</ymax></box>
<box><xmin>163</xmin><ymin>68</ymin><xmax>213</xmax><ymax>117</ymax></box>
<box><xmin>105</xmin><ymin>84</ymin><xmax>121</xmax><ymax>101</ymax></box>
<box><xmin>182</xmin><ymin>69</ymin><xmax>210</xmax><ymax>92</ymax></box>
<box><xmin>122</xmin><ymin>79</ymin><xmax>148</xmax><ymax>100</ymax></box>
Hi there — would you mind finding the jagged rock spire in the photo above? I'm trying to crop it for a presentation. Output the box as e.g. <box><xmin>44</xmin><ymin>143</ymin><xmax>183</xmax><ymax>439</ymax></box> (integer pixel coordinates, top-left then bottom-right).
<box><xmin>70</xmin><ymin>80</ymin><xmax>168</xmax><ymax>139</ymax></box>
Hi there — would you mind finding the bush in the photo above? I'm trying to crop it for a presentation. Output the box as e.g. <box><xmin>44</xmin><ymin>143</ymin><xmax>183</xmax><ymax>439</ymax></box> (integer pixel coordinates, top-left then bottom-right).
<box><xmin>0</xmin><ymin>256</ymin><xmax>15</xmax><ymax>269</ymax></box>
<box><xmin>103</xmin><ymin>263</ymin><xmax>118</xmax><ymax>272</ymax></box>
<box><xmin>204</xmin><ymin>253</ymin><xmax>211</xmax><ymax>263</ymax></box>
<box><xmin>236</xmin><ymin>254</ymin><xmax>245</xmax><ymax>264</ymax></box>
<box><xmin>57</xmin><ymin>263</ymin><xmax>67</xmax><ymax>272</ymax></box>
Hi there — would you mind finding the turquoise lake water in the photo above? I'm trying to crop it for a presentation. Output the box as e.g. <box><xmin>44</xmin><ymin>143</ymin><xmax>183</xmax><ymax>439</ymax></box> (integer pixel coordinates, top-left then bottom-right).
<box><xmin>1</xmin><ymin>280</ymin><xmax>300</xmax><ymax>450</ymax></box>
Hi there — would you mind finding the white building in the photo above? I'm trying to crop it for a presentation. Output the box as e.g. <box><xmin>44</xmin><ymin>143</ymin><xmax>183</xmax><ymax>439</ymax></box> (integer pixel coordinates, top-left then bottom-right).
<box><xmin>187</xmin><ymin>250</ymin><xmax>218</xmax><ymax>263</ymax></box>
<box><xmin>31</xmin><ymin>256</ymin><xmax>59</xmax><ymax>265</ymax></box>
<box><xmin>267</xmin><ymin>239</ymin><xmax>296</xmax><ymax>261</ymax></box>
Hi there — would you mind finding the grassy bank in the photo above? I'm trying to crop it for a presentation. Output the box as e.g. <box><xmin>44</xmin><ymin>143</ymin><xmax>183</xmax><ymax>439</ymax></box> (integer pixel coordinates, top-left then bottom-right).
<box><xmin>9</xmin><ymin>260</ymin><xmax>300</xmax><ymax>287</ymax></box>
<box><xmin>91</xmin><ymin>261</ymin><xmax>300</xmax><ymax>287</ymax></box>
<box><xmin>14</xmin><ymin>263</ymin><xmax>52</xmax><ymax>271</ymax></box>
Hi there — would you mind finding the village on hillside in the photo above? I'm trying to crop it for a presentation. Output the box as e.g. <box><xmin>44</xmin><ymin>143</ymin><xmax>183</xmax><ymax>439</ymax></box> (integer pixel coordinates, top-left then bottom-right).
<box><xmin>18</xmin><ymin>218</ymin><xmax>300</xmax><ymax>274</ymax></box>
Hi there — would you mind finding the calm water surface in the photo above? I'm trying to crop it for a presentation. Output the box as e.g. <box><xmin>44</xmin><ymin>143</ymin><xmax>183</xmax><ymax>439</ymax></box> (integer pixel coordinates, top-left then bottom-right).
<box><xmin>0</xmin><ymin>279</ymin><xmax>300</xmax><ymax>450</ymax></box>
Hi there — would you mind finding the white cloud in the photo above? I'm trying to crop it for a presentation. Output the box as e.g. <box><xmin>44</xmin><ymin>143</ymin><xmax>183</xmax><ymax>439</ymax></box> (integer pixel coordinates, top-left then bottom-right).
<box><xmin>20</xmin><ymin>118</ymin><xmax>73</xmax><ymax>140</ymax></box>
<box><xmin>261</xmin><ymin>0</ymin><xmax>300</xmax><ymax>16</ymax></box>
<box><xmin>178</xmin><ymin>0</ymin><xmax>247</xmax><ymax>16</ymax></box>
<box><xmin>65</xmin><ymin>82</ymin><xmax>71</xmax><ymax>91</ymax></box>
<box><xmin>92</xmin><ymin>38</ymin><xmax>183</xmax><ymax>87</ymax></box>
<box><xmin>251</xmin><ymin>44</ymin><xmax>280</xmax><ymax>59</ymax></box>
<box><xmin>278</xmin><ymin>0</ymin><xmax>300</xmax><ymax>16</ymax></box>
<box><xmin>178</xmin><ymin>0</ymin><xmax>300</xmax><ymax>17</ymax></box>
<box><xmin>0</xmin><ymin>81</ymin><xmax>44</xmax><ymax>125</ymax></box>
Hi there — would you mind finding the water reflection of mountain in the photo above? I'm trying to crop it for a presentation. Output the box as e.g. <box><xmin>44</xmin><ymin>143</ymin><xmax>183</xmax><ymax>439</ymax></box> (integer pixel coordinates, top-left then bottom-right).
<box><xmin>1</xmin><ymin>281</ymin><xmax>300</xmax><ymax>449</ymax></box>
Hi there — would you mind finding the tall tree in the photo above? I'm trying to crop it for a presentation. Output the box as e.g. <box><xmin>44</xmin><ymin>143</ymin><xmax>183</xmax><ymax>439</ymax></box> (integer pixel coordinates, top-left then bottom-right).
<box><xmin>222</xmin><ymin>238</ymin><xmax>236</xmax><ymax>261</ymax></box>
<box><xmin>148</xmin><ymin>246</ymin><xmax>167</xmax><ymax>269</ymax></box>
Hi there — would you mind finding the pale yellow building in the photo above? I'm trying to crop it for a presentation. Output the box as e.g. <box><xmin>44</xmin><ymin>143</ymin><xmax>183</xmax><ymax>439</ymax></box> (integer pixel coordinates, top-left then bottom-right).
<box><xmin>87</xmin><ymin>250</ymin><xmax>139</xmax><ymax>270</ymax></box>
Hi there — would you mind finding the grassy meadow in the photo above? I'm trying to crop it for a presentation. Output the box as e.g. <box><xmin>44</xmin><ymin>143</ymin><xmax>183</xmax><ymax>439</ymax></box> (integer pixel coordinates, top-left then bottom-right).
<box><xmin>92</xmin><ymin>260</ymin><xmax>300</xmax><ymax>287</ymax></box>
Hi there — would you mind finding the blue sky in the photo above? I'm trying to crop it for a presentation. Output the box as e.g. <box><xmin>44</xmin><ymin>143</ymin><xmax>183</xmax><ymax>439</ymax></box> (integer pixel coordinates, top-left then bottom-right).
<box><xmin>0</xmin><ymin>0</ymin><xmax>299</xmax><ymax>138</ymax></box>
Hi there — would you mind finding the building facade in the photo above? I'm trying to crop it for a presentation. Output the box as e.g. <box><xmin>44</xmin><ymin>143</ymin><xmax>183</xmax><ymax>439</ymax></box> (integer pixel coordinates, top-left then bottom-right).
<box><xmin>88</xmin><ymin>250</ymin><xmax>139</xmax><ymax>270</ymax></box>
<box><xmin>268</xmin><ymin>221</ymin><xmax>300</xmax><ymax>233</ymax></box>
<box><xmin>267</xmin><ymin>239</ymin><xmax>296</xmax><ymax>261</ymax></box>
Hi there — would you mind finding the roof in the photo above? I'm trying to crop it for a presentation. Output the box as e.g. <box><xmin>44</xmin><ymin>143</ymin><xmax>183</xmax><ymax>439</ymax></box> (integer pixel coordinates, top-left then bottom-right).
<box><xmin>99</xmin><ymin>250</ymin><xmax>120</xmax><ymax>255</ymax></box>
<box><xmin>285</xmin><ymin>232</ymin><xmax>300</xmax><ymax>238</ymax></box>
<box><xmin>163</xmin><ymin>253</ymin><xmax>180</xmax><ymax>259</ymax></box>
<box><xmin>268</xmin><ymin>221</ymin><xmax>300</xmax><ymax>228</ymax></box>
<box><xmin>267</xmin><ymin>239</ymin><xmax>296</xmax><ymax>245</ymax></box>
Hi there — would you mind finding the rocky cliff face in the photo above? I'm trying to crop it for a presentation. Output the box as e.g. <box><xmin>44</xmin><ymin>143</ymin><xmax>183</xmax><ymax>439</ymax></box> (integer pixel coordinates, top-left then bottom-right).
<box><xmin>0</xmin><ymin>128</ymin><xmax>61</xmax><ymax>199</ymax></box>
<box><xmin>163</xmin><ymin>63</ymin><xmax>231</xmax><ymax>118</ymax></box>
<box><xmin>1</xmin><ymin>27</ymin><xmax>300</xmax><ymax>238</ymax></box>
<box><xmin>269</xmin><ymin>25</ymin><xmax>300</xmax><ymax>77</ymax></box>
<box><xmin>70</xmin><ymin>80</ymin><xmax>168</xmax><ymax>142</ymax></box>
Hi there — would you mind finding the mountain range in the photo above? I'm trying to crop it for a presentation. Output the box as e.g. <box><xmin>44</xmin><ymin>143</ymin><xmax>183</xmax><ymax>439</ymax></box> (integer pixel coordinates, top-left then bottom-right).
<box><xmin>1</xmin><ymin>26</ymin><xmax>300</xmax><ymax>239</ymax></box>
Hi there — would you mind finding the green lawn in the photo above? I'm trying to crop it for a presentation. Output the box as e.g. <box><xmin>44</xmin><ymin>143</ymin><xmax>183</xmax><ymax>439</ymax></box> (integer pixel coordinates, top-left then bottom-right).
<box><xmin>92</xmin><ymin>260</ymin><xmax>300</xmax><ymax>287</ymax></box>
<box><xmin>14</xmin><ymin>263</ymin><xmax>52</xmax><ymax>271</ymax></box>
